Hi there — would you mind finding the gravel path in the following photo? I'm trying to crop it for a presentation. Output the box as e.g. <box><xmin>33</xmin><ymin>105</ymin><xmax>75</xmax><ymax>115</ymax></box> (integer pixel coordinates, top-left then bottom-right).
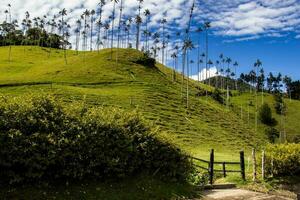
<box><xmin>200</xmin><ymin>189</ymin><xmax>295</xmax><ymax>200</ymax></box>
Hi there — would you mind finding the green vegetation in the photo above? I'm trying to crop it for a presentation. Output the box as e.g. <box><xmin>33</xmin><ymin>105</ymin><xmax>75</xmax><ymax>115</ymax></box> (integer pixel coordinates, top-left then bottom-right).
<box><xmin>259</xmin><ymin>103</ymin><xmax>276</xmax><ymax>126</ymax></box>
<box><xmin>264</xmin><ymin>143</ymin><xmax>300</xmax><ymax>176</ymax></box>
<box><xmin>0</xmin><ymin>46</ymin><xmax>267</xmax><ymax>159</ymax></box>
<box><xmin>0</xmin><ymin>94</ymin><xmax>192</xmax><ymax>185</ymax></box>
<box><xmin>0</xmin><ymin>175</ymin><xmax>199</xmax><ymax>200</ymax></box>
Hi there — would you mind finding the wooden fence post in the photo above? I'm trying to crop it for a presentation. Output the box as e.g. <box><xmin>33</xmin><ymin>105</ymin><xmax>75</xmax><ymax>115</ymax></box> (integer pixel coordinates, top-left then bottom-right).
<box><xmin>240</xmin><ymin>151</ymin><xmax>245</xmax><ymax>180</ymax></box>
<box><xmin>252</xmin><ymin>148</ymin><xmax>257</xmax><ymax>182</ymax></box>
<box><xmin>262</xmin><ymin>150</ymin><xmax>265</xmax><ymax>180</ymax></box>
<box><xmin>222</xmin><ymin>162</ymin><xmax>226</xmax><ymax>178</ymax></box>
<box><xmin>209</xmin><ymin>149</ymin><xmax>214</xmax><ymax>185</ymax></box>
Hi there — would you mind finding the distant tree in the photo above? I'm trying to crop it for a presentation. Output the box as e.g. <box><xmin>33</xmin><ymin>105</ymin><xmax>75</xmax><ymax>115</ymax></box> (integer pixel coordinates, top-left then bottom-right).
<box><xmin>196</xmin><ymin>27</ymin><xmax>203</xmax><ymax>82</ymax></box>
<box><xmin>290</xmin><ymin>80</ymin><xmax>300</xmax><ymax>100</ymax></box>
<box><xmin>204</xmin><ymin>22</ymin><xmax>211</xmax><ymax>85</ymax></box>
<box><xmin>143</xmin><ymin>9</ymin><xmax>151</xmax><ymax>52</ymax></box>
<box><xmin>259</xmin><ymin>103</ymin><xmax>276</xmax><ymax>125</ymax></box>
<box><xmin>136</xmin><ymin>0</ymin><xmax>144</xmax><ymax>50</ymax></box>
<box><xmin>161</xmin><ymin>18</ymin><xmax>167</xmax><ymax>65</ymax></box>
<box><xmin>90</xmin><ymin>9</ymin><xmax>95</xmax><ymax>51</ymax></box>
<box><xmin>265</xmin><ymin>127</ymin><xmax>279</xmax><ymax>143</ymax></box>
<box><xmin>283</xmin><ymin>76</ymin><xmax>292</xmax><ymax>100</ymax></box>
<box><xmin>111</xmin><ymin>0</ymin><xmax>119</xmax><ymax>58</ymax></box>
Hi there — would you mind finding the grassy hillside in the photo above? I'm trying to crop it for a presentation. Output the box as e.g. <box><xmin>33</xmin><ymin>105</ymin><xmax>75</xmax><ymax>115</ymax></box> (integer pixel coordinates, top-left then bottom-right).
<box><xmin>0</xmin><ymin>46</ymin><xmax>299</xmax><ymax>160</ymax></box>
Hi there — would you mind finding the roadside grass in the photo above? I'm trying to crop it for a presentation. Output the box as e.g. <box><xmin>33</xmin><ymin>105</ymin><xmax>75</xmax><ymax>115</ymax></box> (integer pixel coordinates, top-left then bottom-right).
<box><xmin>0</xmin><ymin>175</ymin><xmax>200</xmax><ymax>200</ymax></box>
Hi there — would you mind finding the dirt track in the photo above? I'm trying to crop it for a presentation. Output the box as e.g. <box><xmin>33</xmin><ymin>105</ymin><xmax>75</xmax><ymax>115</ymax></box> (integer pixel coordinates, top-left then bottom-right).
<box><xmin>200</xmin><ymin>189</ymin><xmax>296</xmax><ymax>200</ymax></box>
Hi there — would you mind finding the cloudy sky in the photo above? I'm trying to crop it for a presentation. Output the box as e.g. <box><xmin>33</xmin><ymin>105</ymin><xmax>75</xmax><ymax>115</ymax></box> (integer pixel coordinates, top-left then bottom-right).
<box><xmin>1</xmin><ymin>0</ymin><xmax>300</xmax><ymax>80</ymax></box>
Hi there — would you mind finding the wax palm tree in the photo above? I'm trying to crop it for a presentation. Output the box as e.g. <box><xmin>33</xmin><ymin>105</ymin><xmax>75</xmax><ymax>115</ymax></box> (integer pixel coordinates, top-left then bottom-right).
<box><xmin>215</xmin><ymin>60</ymin><xmax>220</xmax><ymax>88</ymax></box>
<box><xmin>171</xmin><ymin>52</ymin><xmax>177</xmax><ymax>82</ymax></box>
<box><xmin>144</xmin><ymin>9</ymin><xmax>151</xmax><ymax>52</ymax></box>
<box><xmin>97</xmin><ymin>0</ymin><xmax>106</xmax><ymax>51</ymax></box>
<box><xmin>126</xmin><ymin>17</ymin><xmax>133</xmax><ymax>48</ymax></box>
<box><xmin>111</xmin><ymin>0</ymin><xmax>119</xmax><ymax>59</ymax></box>
<box><xmin>196</xmin><ymin>27</ymin><xmax>203</xmax><ymax>82</ymax></box>
<box><xmin>254</xmin><ymin>59</ymin><xmax>262</xmax><ymax>135</ymax></box>
<box><xmin>4</xmin><ymin>10</ymin><xmax>9</xmax><ymax>22</ymax></box>
<box><xmin>183</xmin><ymin>39</ymin><xmax>194</xmax><ymax>108</ymax></box>
<box><xmin>59</xmin><ymin>8</ymin><xmax>67</xmax><ymax>64</ymax></box>
<box><xmin>90</xmin><ymin>9</ymin><xmax>95</xmax><ymax>51</ymax></box>
<box><xmin>75</xmin><ymin>19</ymin><xmax>82</xmax><ymax>54</ymax></box>
<box><xmin>117</xmin><ymin>0</ymin><xmax>123</xmax><ymax>49</ymax></box>
<box><xmin>152</xmin><ymin>32</ymin><xmax>160</xmax><ymax>59</ymax></box>
<box><xmin>233</xmin><ymin>61</ymin><xmax>239</xmax><ymax>90</ymax></box>
<box><xmin>181</xmin><ymin>0</ymin><xmax>195</xmax><ymax>101</ymax></box>
<box><xmin>104</xmin><ymin>22</ymin><xmax>110</xmax><ymax>48</ymax></box>
<box><xmin>161</xmin><ymin>18</ymin><xmax>167</xmax><ymax>65</ymax></box>
<box><xmin>82</xmin><ymin>10</ymin><xmax>90</xmax><ymax>51</ymax></box>
<box><xmin>204</xmin><ymin>21</ymin><xmax>211</xmax><ymax>85</ymax></box>
<box><xmin>8</xmin><ymin>4</ymin><xmax>11</xmax><ymax>23</ymax></box>
<box><xmin>207</xmin><ymin>59</ymin><xmax>213</xmax><ymax>80</ymax></box>
<box><xmin>136</xmin><ymin>0</ymin><xmax>144</xmax><ymax>50</ymax></box>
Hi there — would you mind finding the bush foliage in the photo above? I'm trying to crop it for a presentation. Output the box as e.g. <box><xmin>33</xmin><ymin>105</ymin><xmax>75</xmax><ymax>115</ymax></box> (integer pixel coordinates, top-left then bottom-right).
<box><xmin>259</xmin><ymin>103</ymin><xmax>276</xmax><ymax>126</ymax></box>
<box><xmin>265</xmin><ymin>143</ymin><xmax>300</xmax><ymax>176</ymax></box>
<box><xmin>0</xmin><ymin>94</ymin><xmax>192</xmax><ymax>185</ymax></box>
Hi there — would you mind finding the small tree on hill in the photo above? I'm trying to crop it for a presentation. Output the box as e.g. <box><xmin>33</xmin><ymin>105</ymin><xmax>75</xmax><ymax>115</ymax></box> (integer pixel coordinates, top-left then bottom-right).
<box><xmin>259</xmin><ymin>103</ymin><xmax>276</xmax><ymax>126</ymax></box>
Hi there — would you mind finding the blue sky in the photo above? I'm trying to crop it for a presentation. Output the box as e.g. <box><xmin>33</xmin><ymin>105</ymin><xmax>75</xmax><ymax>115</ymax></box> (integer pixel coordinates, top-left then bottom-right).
<box><xmin>188</xmin><ymin>30</ymin><xmax>300</xmax><ymax>81</ymax></box>
<box><xmin>1</xmin><ymin>0</ymin><xmax>300</xmax><ymax>80</ymax></box>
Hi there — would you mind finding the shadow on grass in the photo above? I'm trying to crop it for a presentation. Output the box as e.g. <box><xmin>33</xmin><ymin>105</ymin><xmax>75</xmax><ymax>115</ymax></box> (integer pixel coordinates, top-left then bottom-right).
<box><xmin>0</xmin><ymin>175</ymin><xmax>200</xmax><ymax>200</ymax></box>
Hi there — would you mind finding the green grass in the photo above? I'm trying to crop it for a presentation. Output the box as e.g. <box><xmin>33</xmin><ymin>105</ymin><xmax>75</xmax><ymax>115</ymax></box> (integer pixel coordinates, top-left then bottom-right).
<box><xmin>0</xmin><ymin>46</ymin><xmax>299</xmax><ymax>159</ymax></box>
<box><xmin>0</xmin><ymin>175</ymin><xmax>199</xmax><ymax>200</ymax></box>
<box><xmin>1</xmin><ymin>46</ymin><xmax>299</xmax><ymax>199</ymax></box>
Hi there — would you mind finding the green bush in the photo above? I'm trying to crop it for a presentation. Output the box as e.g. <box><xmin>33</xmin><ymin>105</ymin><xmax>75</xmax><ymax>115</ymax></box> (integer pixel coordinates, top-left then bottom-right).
<box><xmin>265</xmin><ymin>143</ymin><xmax>300</xmax><ymax>176</ymax></box>
<box><xmin>211</xmin><ymin>88</ymin><xmax>225</xmax><ymax>104</ymax></box>
<box><xmin>259</xmin><ymin>103</ymin><xmax>276</xmax><ymax>126</ymax></box>
<box><xmin>0</xmin><ymin>94</ymin><xmax>192</xmax><ymax>185</ymax></box>
<box><xmin>265</xmin><ymin>127</ymin><xmax>279</xmax><ymax>143</ymax></box>
<box><xmin>133</xmin><ymin>53</ymin><xmax>156</xmax><ymax>67</ymax></box>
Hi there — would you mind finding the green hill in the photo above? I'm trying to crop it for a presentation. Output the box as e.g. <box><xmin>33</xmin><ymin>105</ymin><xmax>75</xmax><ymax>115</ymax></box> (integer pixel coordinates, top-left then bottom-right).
<box><xmin>0</xmin><ymin>46</ymin><xmax>299</xmax><ymax>160</ymax></box>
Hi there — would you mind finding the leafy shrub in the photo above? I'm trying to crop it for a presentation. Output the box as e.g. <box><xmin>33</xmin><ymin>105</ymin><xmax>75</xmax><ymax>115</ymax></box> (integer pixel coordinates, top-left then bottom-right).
<box><xmin>259</xmin><ymin>103</ymin><xmax>276</xmax><ymax>126</ymax></box>
<box><xmin>274</xmin><ymin>93</ymin><xmax>286</xmax><ymax>115</ymax></box>
<box><xmin>211</xmin><ymin>88</ymin><xmax>225</xmax><ymax>104</ymax></box>
<box><xmin>0</xmin><ymin>94</ymin><xmax>192</xmax><ymax>185</ymax></box>
<box><xmin>264</xmin><ymin>143</ymin><xmax>300</xmax><ymax>176</ymax></box>
<box><xmin>134</xmin><ymin>53</ymin><xmax>156</xmax><ymax>67</ymax></box>
<box><xmin>265</xmin><ymin>127</ymin><xmax>279</xmax><ymax>143</ymax></box>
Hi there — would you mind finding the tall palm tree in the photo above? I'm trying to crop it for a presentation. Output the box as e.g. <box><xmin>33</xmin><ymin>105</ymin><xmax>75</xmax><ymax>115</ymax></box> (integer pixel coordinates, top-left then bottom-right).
<box><xmin>207</xmin><ymin>59</ymin><xmax>213</xmax><ymax>79</ymax></box>
<box><xmin>183</xmin><ymin>39</ymin><xmax>194</xmax><ymax>108</ymax></box>
<box><xmin>196</xmin><ymin>27</ymin><xmax>203</xmax><ymax>82</ymax></box>
<box><xmin>254</xmin><ymin>59</ymin><xmax>262</xmax><ymax>135</ymax></box>
<box><xmin>233</xmin><ymin>61</ymin><xmax>239</xmax><ymax>90</ymax></box>
<box><xmin>171</xmin><ymin>52</ymin><xmax>177</xmax><ymax>82</ymax></box>
<box><xmin>82</xmin><ymin>10</ymin><xmax>90</xmax><ymax>51</ymax></box>
<box><xmin>59</xmin><ymin>8</ymin><xmax>67</xmax><ymax>64</ymax></box>
<box><xmin>136</xmin><ymin>0</ymin><xmax>144</xmax><ymax>50</ymax></box>
<box><xmin>90</xmin><ymin>9</ymin><xmax>95</xmax><ymax>51</ymax></box>
<box><xmin>181</xmin><ymin>0</ymin><xmax>195</xmax><ymax>101</ymax></box>
<box><xmin>117</xmin><ymin>0</ymin><xmax>124</xmax><ymax>49</ymax></box>
<box><xmin>97</xmin><ymin>0</ymin><xmax>106</xmax><ymax>52</ymax></box>
<box><xmin>111</xmin><ymin>0</ymin><xmax>119</xmax><ymax>59</ymax></box>
<box><xmin>8</xmin><ymin>4</ymin><xmax>12</xmax><ymax>23</ymax></box>
<box><xmin>75</xmin><ymin>19</ymin><xmax>82</xmax><ymax>54</ymax></box>
<box><xmin>144</xmin><ymin>9</ymin><xmax>151</xmax><ymax>52</ymax></box>
<box><xmin>204</xmin><ymin>22</ymin><xmax>211</xmax><ymax>85</ymax></box>
<box><xmin>161</xmin><ymin>18</ymin><xmax>167</xmax><ymax>65</ymax></box>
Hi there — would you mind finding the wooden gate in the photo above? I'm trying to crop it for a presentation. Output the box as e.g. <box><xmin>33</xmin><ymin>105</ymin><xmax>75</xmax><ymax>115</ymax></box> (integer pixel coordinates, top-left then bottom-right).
<box><xmin>191</xmin><ymin>149</ymin><xmax>245</xmax><ymax>184</ymax></box>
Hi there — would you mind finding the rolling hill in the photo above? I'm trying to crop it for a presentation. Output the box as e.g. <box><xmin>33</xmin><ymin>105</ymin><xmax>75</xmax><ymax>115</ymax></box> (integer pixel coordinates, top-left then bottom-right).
<box><xmin>0</xmin><ymin>46</ymin><xmax>299</xmax><ymax>160</ymax></box>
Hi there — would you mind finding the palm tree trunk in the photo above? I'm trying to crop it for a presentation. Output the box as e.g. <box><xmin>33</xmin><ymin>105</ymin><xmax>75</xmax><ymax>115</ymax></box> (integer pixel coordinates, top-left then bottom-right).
<box><xmin>111</xmin><ymin>1</ymin><xmax>116</xmax><ymax>59</ymax></box>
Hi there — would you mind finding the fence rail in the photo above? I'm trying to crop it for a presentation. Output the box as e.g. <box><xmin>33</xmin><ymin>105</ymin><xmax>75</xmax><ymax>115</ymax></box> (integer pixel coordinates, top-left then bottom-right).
<box><xmin>190</xmin><ymin>150</ymin><xmax>245</xmax><ymax>184</ymax></box>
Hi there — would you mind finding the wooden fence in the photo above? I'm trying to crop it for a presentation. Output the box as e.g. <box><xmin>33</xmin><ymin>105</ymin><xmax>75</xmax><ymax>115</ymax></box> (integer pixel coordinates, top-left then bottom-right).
<box><xmin>191</xmin><ymin>149</ymin><xmax>245</xmax><ymax>184</ymax></box>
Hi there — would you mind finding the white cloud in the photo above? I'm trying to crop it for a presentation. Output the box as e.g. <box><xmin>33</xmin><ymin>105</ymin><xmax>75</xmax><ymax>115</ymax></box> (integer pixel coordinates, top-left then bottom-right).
<box><xmin>1</xmin><ymin>0</ymin><xmax>299</xmax><ymax>47</ymax></box>
<box><xmin>190</xmin><ymin>67</ymin><xmax>218</xmax><ymax>81</ymax></box>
